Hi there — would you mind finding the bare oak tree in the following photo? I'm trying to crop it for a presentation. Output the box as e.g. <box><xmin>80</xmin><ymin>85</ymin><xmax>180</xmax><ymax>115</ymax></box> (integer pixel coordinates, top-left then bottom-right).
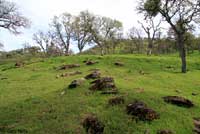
<box><xmin>138</xmin><ymin>17</ymin><xmax>161</xmax><ymax>55</ymax></box>
<box><xmin>0</xmin><ymin>0</ymin><xmax>30</xmax><ymax>34</ymax></box>
<box><xmin>72</xmin><ymin>11</ymin><xmax>93</xmax><ymax>53</ymax></box>
<box><xmin>128</xmin><ymin>26</ymin><xmax>144</xmax><ymax>53</ymax></box>
<box><xmin>51</xmin><ymin>13</ymin><xmax>74</xmax><ymax>55</ymax></box>
<box><xmin>91</xmin><ymin>16</ymin><xmax>123</xmax><ymax>55</ymax></box>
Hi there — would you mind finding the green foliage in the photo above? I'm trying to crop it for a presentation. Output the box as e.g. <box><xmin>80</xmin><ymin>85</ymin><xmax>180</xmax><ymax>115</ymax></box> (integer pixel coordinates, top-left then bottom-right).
<box><xmin>144</xmin><ymin>0</ymin><xmax>161</xmax><ymax>17</ymax></box>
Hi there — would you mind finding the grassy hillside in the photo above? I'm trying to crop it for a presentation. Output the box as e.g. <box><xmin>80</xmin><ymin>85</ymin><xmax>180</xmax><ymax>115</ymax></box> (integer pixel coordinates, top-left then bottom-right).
<box><xmin>0</xmin><ymin>54</ymin><xmax>200</xmax><ymax>134</ymax></box>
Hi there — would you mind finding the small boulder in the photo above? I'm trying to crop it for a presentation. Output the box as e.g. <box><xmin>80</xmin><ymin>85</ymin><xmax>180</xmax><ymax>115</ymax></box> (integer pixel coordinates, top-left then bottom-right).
<box><xmin>163</xmin><ymin>96</ymin><xmax>194</xmax><ymax>108</ymax></box>
<box><xmin>82</xmin><ymin>114</ymin><xmax>104</xmax><ymax>134</ymax></box>
<box><xmin>108</xmin><ymin>96</ymin><xmax>125</xmax><ymax>106</ymax></box>
<box><xmin>126</xmin><ymin>101</ymin><xmax>159</xmax><ymax>121</ymax></box>
<box><xmin>89</xmin><ymin>77</ymin><xmax>116</xmax><ymax>91</ymax></box>
<box><xmin>59</xmin><ymin>64</ymin><xmax>80</xmax><ymax>70</ymax></box>
<box><xmin>192</xmin><ymin>93</ymin><xmax>198</xmax><ymax>96</ymax></box>
<box><xmin>114</xmin><ymin>62</ymin><xmax>124</xmax><ymax>66</ymax></box>
<box><xmin>157</xmin><ymin>130</ymin><xmax>173</xmax><ymax>134</ymax></box>
<box><xmin>15</xmin><ymin>62</ymin><xmax>24</xmax><ymax>68</ymax></box>
<box><xmin>101</xmin><ymin>90</ymin><xmax>118</xmax><ymax>95</ymax></box>
<box><xmin>85</xmin><ymin>71</ymin><xmax>101</xmax><ymax>79</ymax></box>
<box><xmin>68</xmin><ymin>78</ymin><xmax>85</xmax><ymax>89</ymax></box>
<box><xmin>86</xmin><ymin>61</ymin><xmax>98</xmax><ymax>65</ymax></box>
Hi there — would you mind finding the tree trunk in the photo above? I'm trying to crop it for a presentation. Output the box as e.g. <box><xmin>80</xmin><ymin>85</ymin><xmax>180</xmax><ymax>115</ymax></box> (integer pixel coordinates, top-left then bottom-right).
<box><xmin>177</xmin><ymin>34</ymin><xmax>187</xmax><ymax>73</ymax></box>
<box><xmin>147</xmin><ymin>40</ymin><xmax>153</xmax><ymax>55</ymax></box>
<box><xmin>101</xmin><ymin>48</ymin><xmax>104</xmax><ymax>56</ymax></box>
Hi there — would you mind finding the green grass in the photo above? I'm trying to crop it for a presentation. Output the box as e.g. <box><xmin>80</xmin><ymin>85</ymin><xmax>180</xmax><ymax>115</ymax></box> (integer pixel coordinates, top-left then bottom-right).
<box><xmin>0</xmin><ymin>54</ymin><xmax>200</xmax><ymax>134</ymax></box>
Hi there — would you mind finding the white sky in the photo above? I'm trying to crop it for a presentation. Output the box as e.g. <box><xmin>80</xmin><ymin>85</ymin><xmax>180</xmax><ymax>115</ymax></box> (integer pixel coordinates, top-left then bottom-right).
<box><xmin>1</xmin><ymin>0</ymin><xmax>146</xmax><ymax>51</ymax></box>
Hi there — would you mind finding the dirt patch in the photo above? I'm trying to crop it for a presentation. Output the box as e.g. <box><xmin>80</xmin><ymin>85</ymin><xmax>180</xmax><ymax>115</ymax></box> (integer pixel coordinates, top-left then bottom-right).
<box><xmin>57</xmin><ymin>71</ymin><xmax>82</xmax><ymax>78</ymax></box>
<box><xmin>126</xmin><ymin>101</ymin><xmax>159</xmax><ymax>121</ymax></box>
<box><xmin>59</xmin><ymin>64</ymin><xmax>80</xmax><ymax>70</ymax></box>
<box><xmin>163</xmin><ymin>96</ymin><xmax>194</xmax><ymax>108</ymax></box>
<box><xmin>68</xmin><ymin>78</ymin><xmax>85</xmax><ymax>89</ymax></box>
<box><xmin>85</xmin><ymin>71</ymin><xmax>101</xmax><ymax>79</ymax></box>
<box><xmin>193</xmin><ymin>118</ymin><xmax>200</xmax><ymax>134</ymax></box>
<box><xmin>82</xmin><ymin>114</ymin><xmax>104</xmax><ymax>134</ymax></box>
<box><xmin>157</xmin><ymin>130</ymin><xmax>173</xmax><ymax>134</ymax></box>
<box><xmin>108</xmin><ymin>96</ymin><xmax>125</xmax><ymax>106</ymax></box>
<box><xmin>114</xmin><ymin>62</ymin><xmax>124</xmax><ymax>66</ymax></box>
<box><xmin>89</xmin><ymin>77</ymin><xmax>116</xmax><ymax>91</ymax></box>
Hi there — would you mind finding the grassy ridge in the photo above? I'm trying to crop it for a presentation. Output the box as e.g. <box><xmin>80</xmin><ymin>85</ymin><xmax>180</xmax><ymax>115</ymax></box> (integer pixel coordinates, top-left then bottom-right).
<box><xmin>0</xmin><ymin>54</ymin><xmax>200</xmax><ymax>134</ymax></box>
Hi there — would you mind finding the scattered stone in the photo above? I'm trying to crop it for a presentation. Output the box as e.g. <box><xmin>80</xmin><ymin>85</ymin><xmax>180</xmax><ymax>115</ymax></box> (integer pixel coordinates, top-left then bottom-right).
<box><xmin>85</xmin><ymin>71</ymin><xmax>101</xmax><ymax>79</ymax></box>
<box><xmin>59</xmin><ymin>64</ymin><xmax>80</xmax><ymax>70</ymax></box>
<box><xmin>192</xmin><ymin>93</ymin><xmax>198</xmax><ymax>96</ymax></box>
<box><xmin>108</xmin><ymin>96</ymin><xmax>125</xmax><ymax>106</ymax></box>
<box><xmin>175</xmin><ymin>89</ymin><xmax>182</xmax><ymax>93</ymax></box>
<box><xmin>157</xmin><ymin>130</ymin><xmax>173</xmax><ymax>134</ymax></box>
<box><xmin>193</xmin><ymin>118</ymin><xmax>200</xmax><ymax>134</ymax></box>
<box><xmin>114</xmin><ymin>62</ymin><xmax>124</xmax><ymax>66</ymax></box>
<box><xmin>82</xmin><ymin>114</ymin><xmax>104</xmax><ymax>134</ymax></box>
<box><xmin>101</xmin><ymin>90</ymin><xmax>118</xmax><ymax>95</ymax></box>
<box><xmin>89</xmin><ymin>77</ymin><xmax>116</xmax><ymax>91</ymax></box>
<box><xmin>60</xmin><ymin>91</ymin><xmax>66</xmax><ymax>96</ymax></box>
<box><xmin>139</xmin><ymin>70</ymin><xmax>145</xmax><ymax>75</ymax></box>
<box><xmin>163</xmin><ymin>96</ymin><xmax>194</xmax><ymax>108</ymax></box>
<box><xmin>86</xmin><ymin>61</ymin><xmax>98</xmax><ymax>65</ymax></box>
<box><xmin>0</xmin><ymin>77</ymin><xmax>8</xmax><ymax>80</ymax></box>
<box><xmin>126</xmin><ymin>101</ymin><xmax>159</xmax><ymax>121</ymax></box>
<box><xmin>59</xmin><ymin>71</ymin><xmax>82</xmax><ymax>78</ymax></box>
<box><xmin>68</xmin><ymin>78</ymin><xmax>85</xmax><ymax>89</ymax></box>
<box><xmin>15</xmin><ymin>61</ymin><xmax>24</xmax><ymax>68</ymax></box>
<box><xmin>89</xmin><ymin>68</ymin><xmax>100</xmax><ymax>72</ymax></box>
<box><xmin>165</xmin><ymin>65</ymin><xmax>175</xmax><ymax>69</ymax></box>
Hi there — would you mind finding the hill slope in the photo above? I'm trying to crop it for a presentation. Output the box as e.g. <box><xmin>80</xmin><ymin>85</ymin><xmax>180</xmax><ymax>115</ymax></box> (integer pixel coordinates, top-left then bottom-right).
<box><xmin>0</xmin><ymin>54</ymin><xmax>200</xmax><ymax>134</ymax></box>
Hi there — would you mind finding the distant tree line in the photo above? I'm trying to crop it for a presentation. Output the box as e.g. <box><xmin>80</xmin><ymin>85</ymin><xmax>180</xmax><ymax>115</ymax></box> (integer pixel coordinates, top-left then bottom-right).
<box><xmin>1</xmin><ymin>0</ymin><xmax>200</xmax><ymax>73</ymax></box>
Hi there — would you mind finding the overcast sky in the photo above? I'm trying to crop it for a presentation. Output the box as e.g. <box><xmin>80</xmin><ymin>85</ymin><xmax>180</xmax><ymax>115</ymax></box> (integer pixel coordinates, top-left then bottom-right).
<box><xmin>1</xmin><ymin>0</ymin><xmax>146</xmax><ymax>51</ymax></box>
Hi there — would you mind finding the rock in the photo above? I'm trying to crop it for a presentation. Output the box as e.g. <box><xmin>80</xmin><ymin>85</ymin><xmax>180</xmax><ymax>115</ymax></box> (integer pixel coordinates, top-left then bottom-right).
<box><xmin>192</xmin><ymin>93</ymin><xmax>198</xmax><ymax>96</ymax></box>
<box><xmin>175</xmin><ymin>90</ymin><xmax>182</xmax><ymax>93</ymax></box>
<box><xmin>114</xmin><ymin>62</ymin><xmax>124</xmax><ymax>66</ymax></box>
<box><xmin>193</xmin><ymin>118</ymin><xmax>200</xmax><ymax>134</ymax></box>
<box><xmin>68</xmin><ymin>78</ymin><xmax>85</xmax><ymax>89</ymax></box>
<box><xmin>126</xmin><ymin>101</ymin><xmax>159</xmax><ymax>121</ymax></box>
<box><xmin>0</xmin><ymin>77</ymin><xmax>8</xmax><ymax>80</ymax></box>
<box><xmin>163</xmin><ymin>96</ymin><xmax>194</xmax><ymax>108</ymax></box>
<box><xmin>89</xmin><ymin>77</ymin><xmax>116</xmax><ymax>91</ymax></box>
<box><xmin>15</xmin><ymin>62</ymin><xmax>24</xmax><ymax>68</ymax></box>
<box><xmin>108</xmin><ymin>96</ymin><xmax>125</xmax><ymax>106</ymax></box>
<box><xmin>101</xmin><ymin>90</ymin><xmax>118</xmax><ymax>95</ymax></box>
<box><xmin>82</xmin><ymin>114</ymin><xmax>104</xmax><ymax>134</ymax></box>
<box><xmin>59</xmin><ymin>64</ymin><xmax>80</xmax><ymax>70</ymax></box>
<box><xmin>157</xmin><ymin>130</ymin><xmax>173</xmax><ymax>134</ymax></box>
<box><xmin>85</xmin><ymin>71</ymin><xmax>101</xmax><ymax>79</ymax></box>
<box><xmin>86</xmin><ymin>61</ymin><xmax>98</xmax><ymax>65</ymax></box>
<box><xmin>60</xmin><ymin>71</ymin><xmax>82</xmax><ymax>77</ymax></box>
<box><xmin>139</xmin><ymin>70</ymin><xmax>145</xmax><ymax>75</ymax></box>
